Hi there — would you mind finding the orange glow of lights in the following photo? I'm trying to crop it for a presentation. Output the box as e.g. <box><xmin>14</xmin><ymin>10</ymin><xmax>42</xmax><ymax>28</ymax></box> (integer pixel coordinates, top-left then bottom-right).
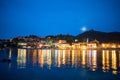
<box><xmin>62</xmin><ymin>50</ymin><xmax>65</xmax><ymax>65</ymax></box>
<box><xmin>112</xmin><ymin>50</ymin><xmax>117</xmax><ymax>75</ymax></box>
<box><xmin>81</xmin><ymin>50</ymin><xmax>86</xmax><ymax>67</ymax></box>
<box><xmin>92</xmin><ymin>50</ymin><xmax>97</xmax><ymax>71</ymax></box>
<box><xmin>102</xmin><ymin>50</ymin><xmax>105</xmax><ymax>72</ymax></box>
<box><xmin>72</xmin><ymin>50</ymin><xmax>75</xmax><ymax>67</ymax></box>
<box><xmin>102</xmin><ymin>50</ymin><xmax>110</xmax><ymax>72</ymax></box>
<box><xmin>58</xmin><ymin>50</ymin><xmax>61</xmax><ymax>67</ymax></box>
<box><xmin>47</xmin><ymin>50</ymin><xmax>52</xmax><ymax>69</ymax></box>
<box><xmin>38</xmin><ymin>50</ymin><xmax>44</xmax><ymax>68</ymax></box>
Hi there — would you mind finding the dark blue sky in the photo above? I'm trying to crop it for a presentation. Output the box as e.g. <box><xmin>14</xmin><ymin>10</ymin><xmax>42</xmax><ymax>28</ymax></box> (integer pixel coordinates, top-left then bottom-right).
<box><xmin>0</xmin><ymin>0</ymin><xmax>120</xmax><ymax>39</ymax></box>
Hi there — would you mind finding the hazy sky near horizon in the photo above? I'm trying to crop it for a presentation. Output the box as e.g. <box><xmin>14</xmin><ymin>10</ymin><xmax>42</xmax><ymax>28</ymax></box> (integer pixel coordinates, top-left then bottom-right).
<box><xmin>0</xmin><ymin>0</ymin><xmax>120</xmax><ymax>39</ymax></box>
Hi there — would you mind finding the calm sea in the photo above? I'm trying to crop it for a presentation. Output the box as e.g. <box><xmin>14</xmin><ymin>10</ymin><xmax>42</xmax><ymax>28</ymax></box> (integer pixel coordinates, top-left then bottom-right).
<box><xmin>0</xmin><ymin>48</ymin><xmax>120</xmax><ymax>80</ymax></box>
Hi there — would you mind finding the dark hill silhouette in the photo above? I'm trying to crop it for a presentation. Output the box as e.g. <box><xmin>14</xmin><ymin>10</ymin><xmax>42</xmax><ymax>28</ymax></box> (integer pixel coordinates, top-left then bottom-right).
<box><xmin>76</xmin><ymin>29</ymin><xmax>120</xmax><ymax>43</ymax></box>
<box><xmin>3</xmin><ymin>29</ymin><xmax>120</xmax><ymax>44</ymax></box>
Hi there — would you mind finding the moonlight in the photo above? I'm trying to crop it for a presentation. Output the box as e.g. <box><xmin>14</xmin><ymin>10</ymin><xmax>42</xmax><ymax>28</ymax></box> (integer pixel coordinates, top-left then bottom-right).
<box><xmin>81</xmin><ymin>26</ymin><xmax>87</xmax><ymax>32</ymax></box>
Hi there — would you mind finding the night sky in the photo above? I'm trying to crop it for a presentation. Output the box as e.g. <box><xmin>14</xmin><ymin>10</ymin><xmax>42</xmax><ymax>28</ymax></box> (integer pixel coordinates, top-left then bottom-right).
<box><xmin>0</xmin><ymin>0</ymin><xmax>120</xmax><ymax>39</ymax></box>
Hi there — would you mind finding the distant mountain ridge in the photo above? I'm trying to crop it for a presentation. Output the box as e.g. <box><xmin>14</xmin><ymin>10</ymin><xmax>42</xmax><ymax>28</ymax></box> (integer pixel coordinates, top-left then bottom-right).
<box><xmin>76</xmin><ymin>29</ymin><xmax>120</xmax><ymax>43</ymax></box>
<box><xmin>1</xmin><ymin>30</ymin><xmax>120</xmax><ymax>44</ymax></box>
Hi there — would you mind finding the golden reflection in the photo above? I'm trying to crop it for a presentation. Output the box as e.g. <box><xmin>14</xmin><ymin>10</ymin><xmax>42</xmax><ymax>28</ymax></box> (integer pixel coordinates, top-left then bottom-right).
<box><xmin>111</xmin><ymin>50</ymin><xmax>117</xmax><ymax>74</ymax></box>
<box><xmin>42</xmin><ymin>50</ymin><xmax>46</xmax><ymax>64</ymax></box>
<box><xmin>106</xmin><ymin>50</ymin><xmax>110</xmax><ymax>70</ymax></box>
<box><xmin>47</xmin><ymin>50</ymin><xmax>52</xmax><ymax>69</ymax></box>
<box><xmin>75</xmin><ymin>50</ymin><xmax>79</xmax><ymax>67</ymax></box>
<box><xmin>15</xmin><ymin>49</ymin><xmax>119</xmax><ymax>74</ymax></box>
<box><xmin>92</xmin><ymin>50</ymin><xmax>97</xmax><ymax>71</ymax></box>
<box><xmin>102</xmin><ymin>50</ymin><xmax>105</xmax><ymax>72</ymax></box>
<box><xmin>77</xmin><ymin>50</ymin><xmax>81</xmax><ymax>67</ymax></box>
<box><xmin>74</xmin><ymin>50</ymin><xmax>79</xmax><ymax>67</ymax></box>
<box><xmin>17</xmin><ymin>49</ymin><xmax>26</xmax><ymax>68</ymax></box>
<box><xmin>81</xmin><ymin>50</ymin><xmax>86</xmax><ymax>67</ymax></box>
<box><xmin>56</xmin><ymin>50</ymin><xmax>71</xmax><ymax>67</ymax></box>
<box><xmin>88</xmin><ymin>50</ymin><xmax>97</xmax><ymax>71</ymax></box>
<box><xmin>55</xmin><ymin>50</ymin><xmax>58</xmax><ymax>66</ymax></box>
<box><xmin>68</xmin><ymin>50</ymin><xmax>71</xmax><ymax>65</ymax></box>
<box><xmin>42</xmin><ymin>50</ymin><xmax>52</xmax><ymax>69</ymax></box>
<box><xmin>38</xmin><ymin>50</ymin><xmax>44</xmax><ymax>68</ymax></box>
<box><xmin>32</xmin><ymin>50</ymin><xmax>37</xmax><ymax>65</ymax></box>
<box><xmin>58</xmin><ymin>50</ymin><xmax>61</xmax><ymax>67</ymax></box>
<box><xmin>62</xmin><ymin>50</ymin><xmax>65</xmax><ymax>65</ymax></box>
<box><xmin>72</xmin><ymin>50</ymin><xmax>75</xmax><ymax>67</ymax></box>
<box><xmin>86</xmin><ymin>50</ymin><xmax>90</xmax><ymax>68</ymax></box>
<box><xmin>102</xmin><ymin>50</ymin><xmax>110</xmax><ymax>72</ymax></box>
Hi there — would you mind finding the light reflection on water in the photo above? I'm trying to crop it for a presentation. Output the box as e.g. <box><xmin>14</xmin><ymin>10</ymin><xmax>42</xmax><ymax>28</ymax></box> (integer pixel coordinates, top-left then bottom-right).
<box><xmin>7</xmin><ymin>48</ymin><xmax>120</xmax><ymax>75</ymax></box>
<box><xmin>17</xmin><ymin>49</ymin><xmax>26</xmax><ymax>68</ymax></box>
<box><xmin>112</xmin><ymin>50</ymin><xmax>117</xmax><ymax>74</ymax></box>
<box><xmin>102</xmin><ymin>50</ymin><xmax>110</xmax><ymax>72</ymax></box>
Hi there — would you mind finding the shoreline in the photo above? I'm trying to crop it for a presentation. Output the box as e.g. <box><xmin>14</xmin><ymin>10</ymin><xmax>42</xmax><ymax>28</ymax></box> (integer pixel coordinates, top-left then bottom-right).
<box><xmin>1</xmin><ymin>47</ymin><xmax>120</xmax><ymax>50</ymax></box>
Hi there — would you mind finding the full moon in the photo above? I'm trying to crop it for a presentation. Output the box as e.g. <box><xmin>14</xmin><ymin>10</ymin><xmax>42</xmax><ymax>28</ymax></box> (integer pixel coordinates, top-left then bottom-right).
<box><xmin>81</xmin><ymin>26</ymin><xmax>87</xmax><ymax>32</ymax></box>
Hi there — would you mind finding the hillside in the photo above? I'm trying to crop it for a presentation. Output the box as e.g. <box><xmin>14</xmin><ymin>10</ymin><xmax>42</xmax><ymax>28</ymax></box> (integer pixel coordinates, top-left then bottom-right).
<box><xmin>76</xmin><ymin>30</ymin><xmax>120</xmax><ymax>43</ymax></box>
